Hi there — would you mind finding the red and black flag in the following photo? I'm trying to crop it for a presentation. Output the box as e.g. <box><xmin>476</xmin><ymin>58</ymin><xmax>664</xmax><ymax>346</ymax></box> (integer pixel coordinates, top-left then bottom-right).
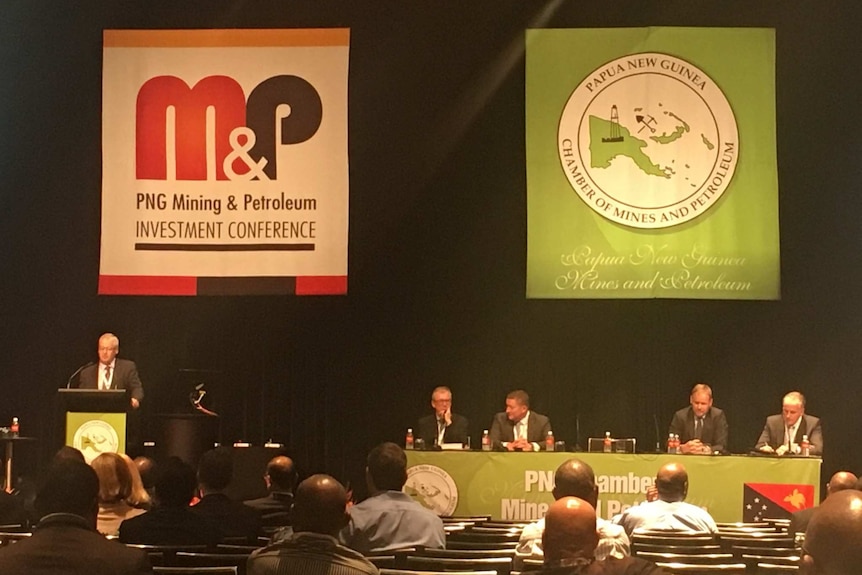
<box><xmin>743</xmin><ymin>483</ymin><xmax>815</xmax><ymax>522</ymax></box>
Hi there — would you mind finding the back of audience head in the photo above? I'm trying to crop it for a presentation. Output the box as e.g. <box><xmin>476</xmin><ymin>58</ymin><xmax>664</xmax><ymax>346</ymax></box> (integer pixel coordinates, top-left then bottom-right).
<box><xmin>801</xmin><ymin>489</ymin><xmax>862</xmax><ymax>575</ymax></box>
<box><xmin>366</xmin><ymin>442</ymin><xmax>407</xmax><ymax>493</ymax></box>
<box><xmin>542</xmin><ymin>497</ymin><xmax>598</xmax><ymax>564</ymax></box>
<box><xmin>292</xmin><ymin>474</ymin><xmax>349</xmax><ymax>536</ymax></box>
<box><xmin>34</xmin><ymin>460</ymin><xmax>99</xmax><ymax>525</ymax></box>
<box><xmin>553</xmin><ymin>458</ymin><xmax>598</xmax><ymax>507</ymax></box>
<box><xmin>134</xmin><ymin>456</ymin><xmax>157</xmax><ymax>491</ymax></box>
<box><xmin>826</xmin><ymin>471</ymin><xmax>857</xmax><ymax>496</ymax></box>
<box><xmin>90</xmin><ymin>452</ymin><xmax>133</xmax><ymax>504</ymax></box>
<box><xmin>155</xmin><ymin>457</ymin><xmax>198</xmax><ymax>508</ymax></box>
<box><xmin>53</xmin><ymin>446</ymin><xmax>85</xmax><ymax>464</ymax></box>
<box><xmin>266</xmin><ymin>455</ymin><xmax>297</xmax><ymax>493</ymax></box>
<box><xmin>120</xmin><ymin>453</ymin><xmax>151</xmax><ymax>509</ymax></box>
<box><xmin>655</xmin><ymin>462</ymin><xmax>688</xmax><ymax>502</ymax></box>
<box><xmin>198</xmin><ymin>447</ymin><xmax>233</xmax><ymax>493</ymax></box>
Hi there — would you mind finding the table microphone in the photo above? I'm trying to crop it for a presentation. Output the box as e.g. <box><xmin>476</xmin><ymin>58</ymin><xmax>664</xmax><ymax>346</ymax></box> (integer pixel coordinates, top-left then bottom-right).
<box><xmin>653</xmin><ymin>413</ymin><xmax>661</xmax><ymax>453</ymax></box>
<box><xmin>66</xmin><ymin>361</ymin><xmax>95</xmax><ymax>389</ymax></box>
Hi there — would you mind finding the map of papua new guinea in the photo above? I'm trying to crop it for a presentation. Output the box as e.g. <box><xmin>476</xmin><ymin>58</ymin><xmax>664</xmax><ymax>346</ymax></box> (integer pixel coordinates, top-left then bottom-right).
<box><xmin>589</xmin><ymin>104</ymin><xmax>715</xmax><ymax>183</ymax></box>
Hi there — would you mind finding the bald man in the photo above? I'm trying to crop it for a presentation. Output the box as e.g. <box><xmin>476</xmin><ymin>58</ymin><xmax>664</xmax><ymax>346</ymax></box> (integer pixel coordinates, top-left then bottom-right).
<box><xmin>613</xmin><ymin>462</ymin><xmax>717</xmax><ymax>536</ymax></box>
<box><xmin>517</xmin><ymin>458</ymin><xmax>629</xmax><ymax>566</ymax></box>
<box><xmin>541</xmin><ymin>497</ymin><xmax>665</xmax><ymax>575</ymax></box>
<box><xmin>245</xmin><ymin>456</ymin><xmax>298</xmax><ymax>527</ymax></box>
<box><xmin>800</xmin><ymin>490</ymin><xmax>862</xmax><ymax>575</ymax></box>
<box><xmin>789</xmin><ymin>471</ymin><xmax>858</xmax><ymax>536</ymax></box>
<box><xmin>248</xmin><ymin>474</ymin><xmax>378</xmax><ymax>575</ymax></box>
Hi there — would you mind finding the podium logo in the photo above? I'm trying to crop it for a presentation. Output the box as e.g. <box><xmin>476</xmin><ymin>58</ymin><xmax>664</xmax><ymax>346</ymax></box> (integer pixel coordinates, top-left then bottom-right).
<box><xmin>405</xmin><ymin>464</ymin><xmax>459</xmax><ymax>516</ymax></box>
<box><xmin>73</xmin><ymin>420</ymin><xmax>120</xmax><ymax>463</ymax></box>
<box><xmin>136</xmin><ymin>74</ymin><xmax>322</xmax><ymax>181</ymax></box>
<box><xmin>558</xmin><ymin>52</ymin><xmax>738</xmax><ymax>229</ymax></box>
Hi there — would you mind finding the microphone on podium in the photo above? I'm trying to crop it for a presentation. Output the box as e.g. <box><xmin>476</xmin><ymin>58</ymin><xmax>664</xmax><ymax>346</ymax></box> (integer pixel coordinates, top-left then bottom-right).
<box><xmin>66</xmin><ymin>361</ymin><xmax>95</xmax><ymax>389</ymax></box>
<box><xmin>653</xmin><ymin>413</ymin><xmax>662</xmax><ymax>453</ymax></box>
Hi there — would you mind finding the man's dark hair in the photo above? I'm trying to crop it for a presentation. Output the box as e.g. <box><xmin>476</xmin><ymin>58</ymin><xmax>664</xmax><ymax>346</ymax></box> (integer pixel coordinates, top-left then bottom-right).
<box><xmin>367</xmin><ymin>442</ymin><xmax>407</xmax><ymax>491</ymax></box>
<box><xmin>156</xmin><ymin>457</ymin><xmax>198</xmax><ymax>507</ymax></box>
<box><xmin>266</xmin><ymin>456</ymin><xmax>298</xmax><ymax>492</ymax></box>
<box><xmin>134</xmin><ymin>456</ymin><xmax>158</xmax><ymax>490</ymax></box>
<box><xmin>53</xmin><ymin>446</ymin><xmax>85</xmax><ymax>463</ymax></box>
<box><xmin>197</xmin><ymin>448</ymin><xmax>233</xmax><ymax>491</ymax></box>
<box><xmin>34</xmin><ymin>460</ymin><xmax>99</xmax><ymax>519</ymax></box>
<box><xmin>507</xmin><ymin>389</ymin><xmax>530</xmax><ymax>408</ymax></box>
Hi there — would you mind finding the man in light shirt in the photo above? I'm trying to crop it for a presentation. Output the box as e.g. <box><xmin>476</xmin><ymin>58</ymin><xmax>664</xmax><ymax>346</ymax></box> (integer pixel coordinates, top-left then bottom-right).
<box><xmin>489</xmin><ymin>389</ymin><xmax>552</xmax><ymax>451</ymax></box>
<box><xmin>516</xmin><ymin>458</ymin><xmax>630</xmax><ymax>567</ymax></box>
<box><xmin>755</xmin><ymin>391</ymin><xmax>823</xmax><ymax>456</ymax></box>
<box><xmin>614</xmin><ymin>462</ymin><xmax>717</xmax><ymax>536</ymax></box>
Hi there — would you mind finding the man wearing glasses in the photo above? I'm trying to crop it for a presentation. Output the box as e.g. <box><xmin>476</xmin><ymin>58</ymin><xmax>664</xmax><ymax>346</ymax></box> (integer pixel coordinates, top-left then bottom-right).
<box><xmin>416</xmin><ymin>386</ymin><xmax>470</xmax><ymax>447</ymax></box>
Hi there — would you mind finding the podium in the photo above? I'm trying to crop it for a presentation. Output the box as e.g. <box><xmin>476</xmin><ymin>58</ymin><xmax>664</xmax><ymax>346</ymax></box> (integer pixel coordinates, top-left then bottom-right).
<box><xmin>57</xmin><ymin>389</ymin><xmax>128</xmax><ymax>463</ymax></box>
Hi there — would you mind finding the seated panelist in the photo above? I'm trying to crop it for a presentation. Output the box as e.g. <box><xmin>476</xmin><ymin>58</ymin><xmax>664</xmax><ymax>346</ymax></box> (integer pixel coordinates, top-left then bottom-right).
<box><xmin>489</xmin><ymin>389</ymin><xmax>551</xmax><ymax>452</ymax></box>
<box><xmin>416</xmin><ymin>386</ymin><xmax>469</xmax><ymax>447</ymax></box>
<box><xmin>668</xmin><ymin>383</ymin><xmax>728</xmax><ymax>454</ymax></box>
<box><xmin>756</xmin><ymin>391</ymin><xmax>823</xmax><ymax>456</ymax></box>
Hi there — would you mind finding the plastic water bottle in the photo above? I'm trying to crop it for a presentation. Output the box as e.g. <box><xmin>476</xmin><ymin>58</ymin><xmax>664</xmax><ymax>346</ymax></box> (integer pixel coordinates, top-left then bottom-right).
<box><xmin>405</xmin><ymin>428</ymin><xmax>414</xmax><ymax>450</ymax></box>
<box><xmin>800</xmin><ymin>434</ymin><xmax>810</xmax><ymax>457</ymax></box>
<box><xmin>603</xmin><ymin>431</ymin><xmax>612</xmax><ymax>453</ymax></box>
<box><xmin>481</xmin><ymin>430</ymin><xmax>491</xmax><ymax>451</ymax></box>
<box><xmin>546</xmin><ymin>430</ymin><xmax>555</xmax><ymax>451</ymax></box>
<box><xmin>10</xmin><ymin>417</ymin><xmax>18</xmax><ymax>437</ymax></box>
<box><xmin>667</xmin><ymin>433</ymin><xmax>676</xmax><ymax>454</ymax></box>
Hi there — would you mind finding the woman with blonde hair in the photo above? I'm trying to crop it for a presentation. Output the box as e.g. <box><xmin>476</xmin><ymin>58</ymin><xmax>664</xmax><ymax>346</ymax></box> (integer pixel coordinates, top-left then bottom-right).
<box><xmin>90</xmin><ymin>452</ymin><xmax>145</xmax><ymax>535</ymax></box>
<box><xmin>120</xmin><ymin>453</ymin><xmax>151</xmax><ymax>510</ymax></box>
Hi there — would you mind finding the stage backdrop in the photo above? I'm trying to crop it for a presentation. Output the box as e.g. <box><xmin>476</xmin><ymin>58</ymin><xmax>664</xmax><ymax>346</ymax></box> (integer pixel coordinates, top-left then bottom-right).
<box><xmin>526</xmin><ymin>27</ymin><xmax>779</xmax><ymax>299</ymax></box>
<box><xmin>100</xmin><ymin>29</ymin><xmax>350</xmax><ymax>296</ymax></box>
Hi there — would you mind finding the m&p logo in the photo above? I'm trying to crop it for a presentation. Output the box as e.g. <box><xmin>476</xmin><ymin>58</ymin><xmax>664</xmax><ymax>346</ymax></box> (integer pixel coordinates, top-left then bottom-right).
<box><xmin>136</xmin><ymin>73</ymin><xmax>323</xmax><ymax>182</ymax></box>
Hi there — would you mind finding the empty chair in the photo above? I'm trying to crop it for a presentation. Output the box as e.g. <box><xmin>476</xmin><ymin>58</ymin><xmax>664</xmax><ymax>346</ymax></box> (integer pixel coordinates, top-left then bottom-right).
<box><xmin>447</xmin><ymin>540</ymin><xmax>519</xmax><ymax>551</ymax></box>
<box><xmin>153</xmin><ymin>568</ymin><xmax>238</xmax><ymax>575</ymax></box>
<box><xmin>380</xmin><ymin>570</ymin><xmax>497</xmax><ymax>575</ymax></box>
<box><xmin>415</xmin><ymin>548</ymin><xmax>516</xmax><ymax>559</ymax></box>
<box><xmin>173</xmin><ymin>552</ymin><xmax>249</xmax><ymax>575</ymax></box>
<box><xmin>404</xmin><ymin>555</ymin><xmax>513</xmax><ymax>575</ymax></box>
<box><xmin>756</xmin><ymin>564</ymin><xmax>798</xmax><ymax>573</ymax></box>
<box><xmin>637</xmin><ymin>552</ymin><xmax>735</xmax><ymax>565</ymax></box>
<box><xmin>634</xmin><ymin>544</ymin><xmax>723</xmax><ymax>556</ymax></box>
<box><xmin>655</xmin><ymin>563</ymin><xmax>746</xmax><ymax>574</ymax></box>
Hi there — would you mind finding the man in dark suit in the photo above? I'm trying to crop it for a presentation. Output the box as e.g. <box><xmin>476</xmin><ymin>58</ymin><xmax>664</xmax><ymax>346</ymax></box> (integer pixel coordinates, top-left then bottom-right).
<box><xmin>120</xmin><ymin>456</ymin><xmax>221</xmax><ymax>546</ymax></box>
<box><xmin>244</xmin><ymin>455</ymin><xmax>298</xmax><ymax>527</ymax></box>
<box><xmin>668</xmin><ymin>383</ymin><xmax>728</xmax><ymax>454</ymax></box>
<box><xmin>0</xmin><ymin>459</ymin><xmax>151</xmax><ymax>574</ymax></box>
<box><xmin>489</xmin><ymin>389</ymin><xmax>552</xmax><ymax>451</ymax></box>
<box><xmin>789</xmin><ymin>471</ymin><xmax>857</xmax><ymax>535</ymax></box>
<box><xmin>755</xmin><ymin>391</ymin><xmax>823</xmax><ymax>455</ymax></box>
<box><xmin>79</xmin><ymin>332</ymin><xmax>144</xmax><ymax>409</ymax></box>
<box><xmin>191</xmin><ymin>447</ymin><xmax>262</xmax><ymax>542</ymax></box>
<box><xmin>416</xmin><ymin>386</ymin><xmax>470</xmax><ymax>447</ymax></box>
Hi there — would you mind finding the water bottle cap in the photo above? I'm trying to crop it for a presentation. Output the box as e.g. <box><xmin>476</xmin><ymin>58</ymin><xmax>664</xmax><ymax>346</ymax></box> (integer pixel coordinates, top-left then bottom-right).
<box><xmin>407</xmin><ymin>428</ymin><xmax>413</xmax><ymax>433</ymax></box>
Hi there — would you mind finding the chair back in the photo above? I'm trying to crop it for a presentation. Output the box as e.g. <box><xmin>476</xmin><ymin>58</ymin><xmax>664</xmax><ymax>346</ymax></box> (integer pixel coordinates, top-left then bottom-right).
<box><xmin>153</xmin><ymin>568</ymin><xmax>238</xmax><ymax>575</ymax></box>
<box><xmin>404</xmin><ymin>555</ymin><xmax>513</xmax><ymax>575</ymax></box>
<box><xmin>637</xmin><ymin>552</ymin><xmax>735</xmax><ymax>565</ymax></box>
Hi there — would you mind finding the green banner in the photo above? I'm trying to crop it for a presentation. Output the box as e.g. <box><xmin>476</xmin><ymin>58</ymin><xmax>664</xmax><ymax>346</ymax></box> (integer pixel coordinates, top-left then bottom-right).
<box><xmin>66</xmin><ymin>412</ymin><xmax>127</xmax><ymax>463</ymax></box>
<box><xmin>405</xmin><ymin>452</ymin><xmax>819</xmax><ymax>522</ymax></box>
<box><xmin>526</xmin><ymin>28</ymin><xmax>779</xmax><ymax>299</ymax></box>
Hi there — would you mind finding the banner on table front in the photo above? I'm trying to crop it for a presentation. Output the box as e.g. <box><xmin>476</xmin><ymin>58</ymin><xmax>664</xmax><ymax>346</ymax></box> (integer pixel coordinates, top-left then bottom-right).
<box><xmin>526</xmin><ymin>28</ymin><xmax>778</xmax><ymax>299</ymax></box>
<box><xmin>101</xmin><ymin>29</ymin><xmax>350</xmax><ymax>295</ymax></box>
<box><xmin>405</xmin><ymin>452</ymin><xmax>820</xmax><ymax>522</ymax></box>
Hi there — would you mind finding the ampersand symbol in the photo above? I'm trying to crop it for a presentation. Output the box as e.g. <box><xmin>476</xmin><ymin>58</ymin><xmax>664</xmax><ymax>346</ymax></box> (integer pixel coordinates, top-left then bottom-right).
<box><xmin>227</xmin><ymin>195</ymin><xmax>237</xmax><ymax>210</ymax></box>
<box><xmin>223</xmin><ymin>127</ymin><xmax>269</xmax><ymax>181</ymax></box>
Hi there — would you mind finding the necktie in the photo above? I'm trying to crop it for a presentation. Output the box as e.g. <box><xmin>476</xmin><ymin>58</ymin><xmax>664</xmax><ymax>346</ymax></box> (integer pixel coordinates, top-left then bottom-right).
<box><xmin>695</xmin><ymin>417</ymin><xmax>703</xmax><ymax>440</ymax></box>
<box><xmin>103</xmin><ymin>365</ymin><xmax>112</xmax><ymax>390</ymax></box>
<box><xmin>437</xmin><ymin>420</ymin><xmax>446</xmax><ymax>444</ymax></box>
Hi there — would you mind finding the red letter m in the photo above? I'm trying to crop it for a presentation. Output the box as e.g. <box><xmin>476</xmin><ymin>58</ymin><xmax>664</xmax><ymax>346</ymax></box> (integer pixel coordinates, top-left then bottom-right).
<box><xmin>136</xmin><ymin>76</ymin><xmax>246</xmax><ymax>180</ymax></box>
